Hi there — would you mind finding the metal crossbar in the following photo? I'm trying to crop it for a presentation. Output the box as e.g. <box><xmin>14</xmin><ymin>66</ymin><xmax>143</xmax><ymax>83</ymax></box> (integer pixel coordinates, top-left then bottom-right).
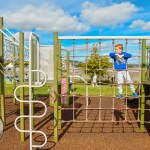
<box><xmin>58</xmin><ymin>36</ymin><xmax>150</xmax><ymax>40</ymax></box>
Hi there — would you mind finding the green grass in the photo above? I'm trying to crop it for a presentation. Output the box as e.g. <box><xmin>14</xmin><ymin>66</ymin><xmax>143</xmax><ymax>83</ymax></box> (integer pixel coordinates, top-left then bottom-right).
<box><xmin>71</xmin><ymin>84</ymin><xmax>138</xmax><ymax>96</ymax></box>
<box><xmin>5</xmin><ymin>83</ymin><xmax>53</xmax><ymax>96</ymax></box>
<box><xmin>5</xmin><ymin>82</ymin><xmax>138</xmax><ymax>97</ymax></box>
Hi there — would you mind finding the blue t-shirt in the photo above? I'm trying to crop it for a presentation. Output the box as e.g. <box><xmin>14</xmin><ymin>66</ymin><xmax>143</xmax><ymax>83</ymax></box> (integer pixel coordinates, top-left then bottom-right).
<box><xmin>109</xmin><ymin>52</ymin><xmax>132</xmax><ymax>70</ymax></box>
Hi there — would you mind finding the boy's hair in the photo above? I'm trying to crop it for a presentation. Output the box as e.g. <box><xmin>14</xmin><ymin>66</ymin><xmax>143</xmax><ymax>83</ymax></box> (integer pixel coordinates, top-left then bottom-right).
<box><xmin>115</xmin><ymin>44</ymin><xmax>123</xmax><ymax>50</ymax></box>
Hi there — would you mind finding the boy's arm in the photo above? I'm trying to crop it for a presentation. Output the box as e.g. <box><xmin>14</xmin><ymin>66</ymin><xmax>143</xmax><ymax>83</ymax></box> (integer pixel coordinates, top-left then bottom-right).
<box><xmin>123</xmin><ymin>52</ymin><xmax>132</xmax><ymax>59</ymax></box>
<box><xmin>109</xmin><ymin>52</ymin><xmax>116</xmax><ymax>58</ymax></box>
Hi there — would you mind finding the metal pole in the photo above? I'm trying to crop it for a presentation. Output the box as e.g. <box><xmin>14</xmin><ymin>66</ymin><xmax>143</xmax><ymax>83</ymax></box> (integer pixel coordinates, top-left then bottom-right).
<box><xmin>31</xmin><ymin>39</ymin><xmax>35</xmax><ymax>129</ymax></box>
<box><xmin>140</xmin><ymin>39</ymin><xmax>146</xmax><ymax>131</ymax></box>
<box><xmin>0</xmin><ymin>17</ymin><xmax>5</xmax><ymax>126</ymax></box>
<box><xmin>66</xmin><ymin>51</ymin><xmax>70</xmax><ymax>106</ymax></box>
<box><xmin>19</xmin><ymin>32</ymin><xmax>25</xmax><ymax>141</ymax></box>
<box><xmin>29</xmin><ymin>33</ymin><xmax>33</xmax><ymax>150</ymax></box>
<box><xmin>58</xmin><ymin>39</ymin><xmax>61</xmax><ymax>130</ymax></box>
<box><xmin>54</xmin><ymin>32</ymin><xmax>58</xmax><ymax>143</ymax></box>
<box><xmin>31</xmin><ymin>39</ymin><xmax>35</xmax><ymax>81</ymax></box>
<box><xmin>31</xmin><ymin>87</ymin><xmax>34</xmax><ymax>129</ymax></box>
<box><xmin>12</xmin><ymin>37</ymin><xmax>16</xmax><ymax>104</ymax></box>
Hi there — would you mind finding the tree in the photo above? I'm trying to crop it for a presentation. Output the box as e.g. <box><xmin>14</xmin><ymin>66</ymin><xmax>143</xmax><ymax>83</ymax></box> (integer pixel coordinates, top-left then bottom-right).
<box><xmin>76</xmin><ymin>44</ymin><xmax>111</xmax><ymax>77</ymax></box>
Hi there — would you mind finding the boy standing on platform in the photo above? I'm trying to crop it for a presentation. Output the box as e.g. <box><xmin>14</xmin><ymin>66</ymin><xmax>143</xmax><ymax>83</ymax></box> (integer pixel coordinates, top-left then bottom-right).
<box><xmin>109</xmin><ymin>44</ymin><xmax>138</xmax><ymax>99</ymax></box>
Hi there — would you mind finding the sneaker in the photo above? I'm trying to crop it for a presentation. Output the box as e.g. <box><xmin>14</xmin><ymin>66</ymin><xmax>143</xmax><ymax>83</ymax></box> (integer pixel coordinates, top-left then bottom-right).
<box><xmin>133</xmin><ymin>92</ymin><xmax>139</xmax><ymax>98</ymax></box>
<box><xmin>118</xmin><ymin>94</ymin><xmax>122</xmax><ymax>99</ymax></box>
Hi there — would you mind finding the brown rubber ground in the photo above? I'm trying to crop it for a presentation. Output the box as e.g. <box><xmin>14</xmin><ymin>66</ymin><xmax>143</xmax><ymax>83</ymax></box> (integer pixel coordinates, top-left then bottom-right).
<box><xmin>0</xmin><ymin>96</ymin><xmax>150</xmax><ymax>150</ymax></box>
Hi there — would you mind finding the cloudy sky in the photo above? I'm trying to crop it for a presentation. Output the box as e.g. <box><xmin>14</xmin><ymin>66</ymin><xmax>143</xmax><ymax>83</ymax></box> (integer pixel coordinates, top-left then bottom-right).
<box><xmin>0</xmin><ymin>0</ymin><xmax>150</xmax><ymax>45</ymax></box>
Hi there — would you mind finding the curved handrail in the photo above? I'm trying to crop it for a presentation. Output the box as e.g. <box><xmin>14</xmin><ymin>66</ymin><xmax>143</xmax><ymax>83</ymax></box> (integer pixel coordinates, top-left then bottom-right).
<box><xmin>14</xmin><ymin>118</ymin><xmax>47</xmax><ymax>148</ymax></box>
<box><xmin>70</xmin><ymin>75</ymin><xmax>89</xmax><ymax>106</ymax></box>
<box><xmin>14</xmin><ymin>32</ymin><xmax>47</xmax><ymax>150</ymax></box>
<box><xmin>70</xmin><ymin>75</ymin><xmax>87</xmax><ymax>83</ymax></box>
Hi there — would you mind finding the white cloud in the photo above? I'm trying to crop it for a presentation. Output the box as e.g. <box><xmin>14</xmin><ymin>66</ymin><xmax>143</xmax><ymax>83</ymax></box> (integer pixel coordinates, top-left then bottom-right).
<box><xmin>80</xmin><ymin>1</ymin><xmax>139</xmax><ymax>27</ymax></box>
<box><xmin>1</xmin><ymin>3</ymin><xmax>89</xmax><ymax>33</ymax></box>
<box><xmin>129</xmin><ymin>20</ymin><xmax>150</xmax><ymax>31</ymax></box>
<box><xmin>64</xmin><ymin>41</ymin><xmax>114</xmax><ymax>52</ymax></box>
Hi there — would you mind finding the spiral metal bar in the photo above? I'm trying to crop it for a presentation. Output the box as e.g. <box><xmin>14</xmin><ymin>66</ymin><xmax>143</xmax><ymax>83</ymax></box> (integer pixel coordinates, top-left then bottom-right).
<box><xmin>14</xmin><ymin>33</ymin><xmax>47</xmax><ymax>150</ymax></box>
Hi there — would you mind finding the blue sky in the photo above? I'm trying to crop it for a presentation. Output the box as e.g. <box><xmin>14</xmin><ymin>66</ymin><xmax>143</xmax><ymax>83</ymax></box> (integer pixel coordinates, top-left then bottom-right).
<box><xmin>0</xmin><ymin>0</ymin><xmax>150</xmax><ymax>46</ymax></box>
